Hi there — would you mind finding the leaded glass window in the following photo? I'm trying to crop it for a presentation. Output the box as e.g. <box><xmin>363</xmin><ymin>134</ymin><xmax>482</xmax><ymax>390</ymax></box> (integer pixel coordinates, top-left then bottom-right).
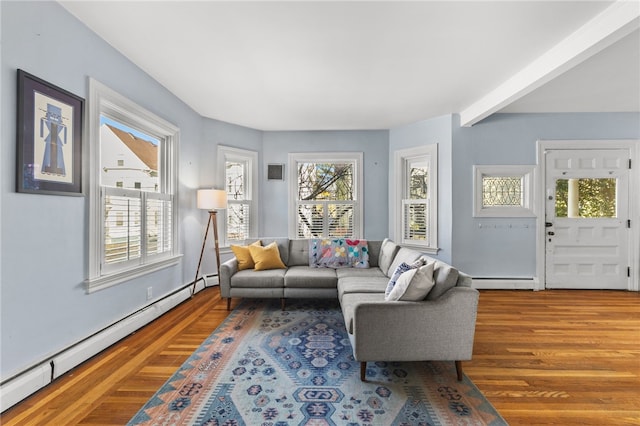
<box><xmin>473</xmin><ymin>165</ymin><xmax>535</xmax><ymax>217</ymax></box>
<box><xmin>482</xmin><ymin>176</ymin><xmax>523</xmax><ymax>207</ymax></box>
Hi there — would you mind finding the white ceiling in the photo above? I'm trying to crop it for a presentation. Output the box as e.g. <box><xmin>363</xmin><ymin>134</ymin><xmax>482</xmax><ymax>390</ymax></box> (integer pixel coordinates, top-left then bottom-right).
<box><xmin>59</xmin><ymin>1</ymin><xmax>640</xmax><ymax>131</ymax></box>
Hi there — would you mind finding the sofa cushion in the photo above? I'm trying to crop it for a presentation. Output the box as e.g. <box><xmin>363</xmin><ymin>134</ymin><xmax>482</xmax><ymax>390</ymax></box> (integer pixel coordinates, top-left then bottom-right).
<box><xmin>340</xmin><ymin>292</ymin><xmax>386</xmax><ymax>334</ymax></box>
<box><xmin>385</xmin><ymin>258</ymin><xmax>425</xmax><ymax>297</ymax></box>
<box><xmin>336</xmin><ymin>267</ymin><xmax>386</xmax><ymax>280</ymax></box>
<box><xmin>288</xmin><ymin>239</ymin><xmax>310</xmax><ymax>266</ymax></box>
<box><xmin>365</xmin><ymin>240</ymin><xmax>382</xmax><ymax>268</ymax></box>
<box><xmin>338</xmin><ymin>276</ymin><xmax>388</xmax><ymax>300</ymax></box>
<box><xmin>425</xmin><ymin>260</ymin><xmax>460</xmax><ymax>300</ymax></box>
<box><xmin>378</xmin><ymin>238</ymin><xmax>399</xmax><ymax>275</ymax></box>
<box><xmin>385</xmin><ymin>262</ymin><xmax>435</xmax><ymax>301</ymax></box>
<box><xmin>230</xmin><ymin>240</ymin><xmax>262</xmax><ymax>270</ymax></box>
<box><xmin>386</xmin><ymin>247</ymin><xmax>423</xmax><ymax>277</ymax></box>
<box><xmin>285</xmin><ymin>266</ymin><xmax>337</xmax><ymax>288</ymax></box>
<box><xmin>249</xmin><ymin>242</ymin><xmax>287</xmax><ymax>271</ymax></box>
<box><xmin>230</xmin><ymin>269</ymin><xmax>286</xmax><ymax>288</ymax></box>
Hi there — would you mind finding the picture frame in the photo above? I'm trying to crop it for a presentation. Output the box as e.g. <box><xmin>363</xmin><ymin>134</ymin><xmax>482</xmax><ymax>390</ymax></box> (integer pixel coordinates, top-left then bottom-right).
<box><xmin>16</xmin><ymin>69</ymin><xmax>84</xmax><ymax>196</ymax></box>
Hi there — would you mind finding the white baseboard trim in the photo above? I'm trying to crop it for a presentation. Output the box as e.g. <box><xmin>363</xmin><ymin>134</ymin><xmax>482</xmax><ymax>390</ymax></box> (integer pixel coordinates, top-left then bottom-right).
<box><xmin>0</xmin><ymin>282</ymin><xmax>198</xmax><ymax>413</ymax></box>
<box><xmin>472</xmin><ymin>278</ymin><xmax>538</xmax><ymax>290</ymax></box>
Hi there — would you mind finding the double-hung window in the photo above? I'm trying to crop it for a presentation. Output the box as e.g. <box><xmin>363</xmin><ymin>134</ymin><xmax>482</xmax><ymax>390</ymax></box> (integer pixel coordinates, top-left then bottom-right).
<box><xmin>86</xmin><ymin>79</ymin><xmax>179</xmax><ymax>292</ymax></box>
<box><xmin>394</xmin><ymin>145</ymin><xmax>438</xmax><ymax>251</ymax></box>
<box><xmin>217</xmin><ymin>146</ymin><xmax>258</xmax><ymax>245</ymax></box>
<box><xmin>289</xmin><ymin>152</ymin><xmax>363</xmax><ymax>238</ymax></box>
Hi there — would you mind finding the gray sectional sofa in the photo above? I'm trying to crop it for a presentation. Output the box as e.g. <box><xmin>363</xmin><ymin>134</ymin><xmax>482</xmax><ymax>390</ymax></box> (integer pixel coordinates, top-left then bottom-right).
<box><xmin>219</xmin><ymin>238</ymin><xmax>479</xmax><ymax>381</ymax></box>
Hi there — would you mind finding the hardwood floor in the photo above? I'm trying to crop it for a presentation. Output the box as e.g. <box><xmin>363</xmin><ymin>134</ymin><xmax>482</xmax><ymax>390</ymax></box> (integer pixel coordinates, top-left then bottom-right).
<box><xmin>2</xmin><ymin>288</ymin><xmax>639</xmax><ymax>425</ymax></box>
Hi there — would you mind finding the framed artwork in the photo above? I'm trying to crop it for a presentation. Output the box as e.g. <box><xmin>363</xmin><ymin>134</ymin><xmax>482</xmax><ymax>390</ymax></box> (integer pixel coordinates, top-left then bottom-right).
<box><xmin>16</xmin><ymin>69</ymin><xmax>84</xmax><ymax>195</ymax></box>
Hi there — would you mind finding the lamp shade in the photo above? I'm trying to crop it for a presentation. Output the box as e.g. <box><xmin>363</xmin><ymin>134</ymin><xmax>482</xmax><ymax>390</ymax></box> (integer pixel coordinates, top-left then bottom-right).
<box><xmin>197</xmin><ymin>189</ymin><xmax>227</xmax><ymax>210</ymax></box>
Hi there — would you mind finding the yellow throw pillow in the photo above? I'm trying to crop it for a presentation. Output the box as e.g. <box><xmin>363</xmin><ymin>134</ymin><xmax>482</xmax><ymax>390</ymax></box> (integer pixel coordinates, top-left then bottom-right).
<box><xmin>248</xmin><ymin>242</ymin><xmax>286</xmax><ymax>271</ymax></box>
<box><xmin>230</xmin><ymin>240</ymin><xmax>262</xmax><ymax>270</ymax></box>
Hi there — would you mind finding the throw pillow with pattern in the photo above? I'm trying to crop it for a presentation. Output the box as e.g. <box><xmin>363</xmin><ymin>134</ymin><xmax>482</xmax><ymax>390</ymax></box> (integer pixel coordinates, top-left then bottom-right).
<box><xmin>309</xmin><ymin>238</ymin><xmax>370</xmax><ymax>268</ymax></box>
<box><xmin>385</xmin><ymin>257</ymin><xmax>425</xmax><ymax>297</ymax></box>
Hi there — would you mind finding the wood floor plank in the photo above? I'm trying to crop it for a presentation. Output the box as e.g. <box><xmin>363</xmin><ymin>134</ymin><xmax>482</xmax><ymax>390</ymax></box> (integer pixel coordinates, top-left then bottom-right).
<box><xmin>1</xmin><ymin>288</ymin><xmax>639</xmax><ymax>425</ymax></box>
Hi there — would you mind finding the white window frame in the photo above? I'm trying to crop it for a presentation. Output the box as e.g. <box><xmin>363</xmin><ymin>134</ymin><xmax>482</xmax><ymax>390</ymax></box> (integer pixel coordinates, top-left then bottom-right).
<box><xmin>473</xmin><ymin>165</ymin><xmax>535</xmax><ymax>217</ymax></box>
<box><xmin>288</xmin><ymin>152</ymin><xmax>363</xmax><ymax>239</ymax></box>
<box><xmin>86</xmin><ymin>78</ymin><xmax>180</xmax><ymax>293</ymax></box>
<box><xmin>394</xmin><ymin>145</ymin><xmax>438</xmax><ymax>252</ymax></box>
<box><xmin>217</xmin><ymin>145</ymin><xmax>258</xmax><ymax>246</ymax></box>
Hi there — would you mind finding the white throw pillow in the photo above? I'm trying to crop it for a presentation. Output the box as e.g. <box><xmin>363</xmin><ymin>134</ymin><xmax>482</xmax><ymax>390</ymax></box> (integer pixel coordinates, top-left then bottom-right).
<box><xmin>385</xmin><ymin>262</ymin><xmax>436</xmax><ymax>301</ymax></box>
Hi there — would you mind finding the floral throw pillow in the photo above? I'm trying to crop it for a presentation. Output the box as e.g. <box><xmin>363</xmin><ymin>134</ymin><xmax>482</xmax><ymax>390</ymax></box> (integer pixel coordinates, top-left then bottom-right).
<box><xmin>309</xmin><ymin>238</ymin><xmax>369</xmax><ymax>268</ymax></box>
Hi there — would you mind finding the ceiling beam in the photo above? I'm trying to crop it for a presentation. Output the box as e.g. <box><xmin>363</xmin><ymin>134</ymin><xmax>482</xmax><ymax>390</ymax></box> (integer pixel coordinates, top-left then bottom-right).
<box><xmin>459</xmin><ymin>1</ymin><xmax>640</xmax><ymax>127</ymax></box>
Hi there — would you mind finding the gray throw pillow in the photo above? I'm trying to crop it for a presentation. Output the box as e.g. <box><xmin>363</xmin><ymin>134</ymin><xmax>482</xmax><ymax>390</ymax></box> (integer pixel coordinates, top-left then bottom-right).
<box><xmin>425</xmin><ymin>262</ymin><xmax>459</xmax><ymax>300</ymax></box>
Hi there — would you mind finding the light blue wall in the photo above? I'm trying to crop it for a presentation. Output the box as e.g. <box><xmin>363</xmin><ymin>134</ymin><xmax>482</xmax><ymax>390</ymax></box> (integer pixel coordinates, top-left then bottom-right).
<box><xmin>389</xmin><ymin>115</ymin><xmax>454</xmax><ymax>264</ymax></box>
<box><xmin>0</xmin><ymin>1</ymin><xmax>207</xmax><ymax>379</ymax></box>
<box><xmin>451</xmin><ymin>112</ymin><xmax>640</xmax><ymax>278</ymax></box>
<box><xmin>262</xmin><ymin>131</ymin><xmax>389</xmax><ymax>239</ymax></box>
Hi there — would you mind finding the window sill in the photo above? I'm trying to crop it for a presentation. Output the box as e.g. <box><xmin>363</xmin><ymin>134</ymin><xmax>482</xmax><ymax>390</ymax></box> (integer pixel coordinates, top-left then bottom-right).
<box><xmin>401</xmin><ymin>243</ymin><xmax>439</xmax><ymax>254</ymax></box>
<box><xmin>85</xmin><ymin>254</ymin><xmax>183</xmax><ymax>294</ymax></box>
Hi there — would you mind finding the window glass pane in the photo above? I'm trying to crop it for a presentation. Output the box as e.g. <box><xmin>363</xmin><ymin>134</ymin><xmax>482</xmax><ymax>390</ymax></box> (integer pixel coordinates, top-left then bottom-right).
<box><xmin>328</xmin><ymin>204</ymin><xmax>353</xmax><ymax>237</ymax></box>
<box><xmin>100</xmin><ymin>116</ymin><xmax>160</xmax><ymax>192</ymax></box>
<box><xmin>297</xmin><ymin>162</ymin><xmax>353</xmax><ymax>201</ymax></box>
<box><xmin>408</xmin><ymin>160</ymin><xmax>428</xmax><ymax>200</ymax></box>
<box><xmin>104</xmin><ymin>194</ymin><xmax>141</xmax><ymax>264</ymax></box>
<box><xmin>297</xmin><ymin>204</ymin><xmax>325</xmax><ymax>238</ymax></box>
<box><xmin>403</xmin><ymin>200</ymin><xmax>428</xmax><ymax>242</ymax></box>
<box><xmin>555</xmin><ymin>178</ymin><xmax>617</xmax><ymax>218</ymax></box>
<box><xmin>226</xmin><ymin>161</ymin><xmax>246</xmax><ymax>200</ymax></box>
<box><xmin>227</xmin><ymin>202</ymin><xmax>250</xmax><ymax>240</ymax></box>
<box><xmin>146</xmin><ymin>197</ymin><xmax>172</xmax><ymax>256</ymax></box>
<box><xmin>482</xmin><ymin>176</ymin><xmax>523</xmax><ymax>207</ymax></box>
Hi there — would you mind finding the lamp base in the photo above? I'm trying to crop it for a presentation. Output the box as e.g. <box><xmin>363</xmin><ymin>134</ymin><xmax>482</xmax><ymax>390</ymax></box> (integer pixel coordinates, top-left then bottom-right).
<box><xmin>192</xmin><ymin>210</ymin><xmax>221</xmax><ymax>296</ymax></box>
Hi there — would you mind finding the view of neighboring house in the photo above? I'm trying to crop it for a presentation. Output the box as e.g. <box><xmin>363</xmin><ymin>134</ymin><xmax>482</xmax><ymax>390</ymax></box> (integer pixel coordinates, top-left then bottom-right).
<box><xmin>100</xmin><ymin>123</ymin><xmax>162</xmax><ymax>263</ymax></box>
<box><xmin>100</xmin><ymin>123</ymin><xmax>158</xmax><ymax>191</ymax></box>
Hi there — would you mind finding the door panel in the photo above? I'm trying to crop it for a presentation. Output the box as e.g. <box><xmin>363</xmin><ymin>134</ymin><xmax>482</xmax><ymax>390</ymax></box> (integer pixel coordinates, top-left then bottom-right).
<box><xmin>545</xmin><ymin>149</ymin><xmax>629</xmax><ymax>289</ymax></box>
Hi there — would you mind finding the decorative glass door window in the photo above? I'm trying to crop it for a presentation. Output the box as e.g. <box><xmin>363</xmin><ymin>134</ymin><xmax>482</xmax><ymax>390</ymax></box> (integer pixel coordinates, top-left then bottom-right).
<box><xmin>473</xmin><ymin>165</ymin><xmax>535</xmax><ymax>217</ymax></box>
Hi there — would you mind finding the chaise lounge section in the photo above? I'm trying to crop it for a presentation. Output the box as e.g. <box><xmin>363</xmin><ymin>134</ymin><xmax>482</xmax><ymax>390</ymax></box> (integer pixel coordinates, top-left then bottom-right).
<box><xmin>219</xmin><ymin>238</ymin><xmax>479</xmax><ymax>381</ymax></box>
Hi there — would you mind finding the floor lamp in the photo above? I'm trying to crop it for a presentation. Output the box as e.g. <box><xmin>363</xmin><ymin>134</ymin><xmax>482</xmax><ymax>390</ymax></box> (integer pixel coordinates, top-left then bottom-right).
<box><xmin>192</xmin><ymin>189</ymin><xmax>228</xmax><ymax>296</ymax></box>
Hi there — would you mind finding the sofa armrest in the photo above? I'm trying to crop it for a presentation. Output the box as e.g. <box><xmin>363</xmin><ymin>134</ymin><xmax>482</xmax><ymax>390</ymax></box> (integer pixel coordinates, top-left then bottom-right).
<box><xmin>350</xmin><ymin>287</ymin><xmax>479</xmax><ymax>362</ymax></box>
<box><xmin>219</xmin><ymin>258</ymin><xmax>238</xmax><ymax>298</ymax></box>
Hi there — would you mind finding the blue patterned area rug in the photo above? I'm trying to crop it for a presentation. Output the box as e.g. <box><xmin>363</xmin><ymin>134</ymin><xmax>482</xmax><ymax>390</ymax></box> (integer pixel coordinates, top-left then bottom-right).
<box><xmin>128</xmin><ymin>299</ymin><xmax>506</xmax><ymax>426</ymax></box>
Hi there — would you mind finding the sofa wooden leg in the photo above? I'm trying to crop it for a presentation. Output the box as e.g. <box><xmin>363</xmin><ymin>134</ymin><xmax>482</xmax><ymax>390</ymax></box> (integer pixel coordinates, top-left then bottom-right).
<box><xmin>360</xmin><ymin>362</ymin><xmax>367</xmax><ymax>381</ymax></box>
<box><xmin>281</xmin><ymin>298</ymin><xmax>286</xmax><ymax>311</ymax></box>
<box><xmin>226</xmin><ymin>298</ymin><xmax>231</xmax><ymax>311</ymax></box>
<box><xmin>455</xmin><ymin>361</ymin><xmax>463</xmax><ymax>382</ymax></box>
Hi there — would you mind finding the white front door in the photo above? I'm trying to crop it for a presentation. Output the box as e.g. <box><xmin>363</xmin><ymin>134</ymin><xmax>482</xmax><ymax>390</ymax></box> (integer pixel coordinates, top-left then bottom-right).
<box><xmin>545</xmin><ymin>149</ymin><xmax>630</xmax><ymax>289</ymax></box>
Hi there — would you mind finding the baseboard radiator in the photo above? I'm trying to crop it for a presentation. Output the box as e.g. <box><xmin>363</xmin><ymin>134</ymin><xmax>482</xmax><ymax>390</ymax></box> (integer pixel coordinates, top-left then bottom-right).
<box><xmin>0</xmin><ymin>281</ymin><xmax>205</xmax><ymax>412</ymax></box>
<box><xmin>472</xmin><ymin>277</ymin><xmax>537</xmax><ymax>290</ymax></box>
